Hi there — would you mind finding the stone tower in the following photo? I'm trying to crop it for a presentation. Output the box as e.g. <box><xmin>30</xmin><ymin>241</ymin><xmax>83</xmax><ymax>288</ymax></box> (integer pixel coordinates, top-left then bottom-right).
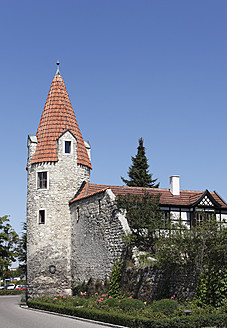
<box><xmin>26</xmin><ymin>63</ymin><xmax>92</xmax><ymax>297</ymax></box>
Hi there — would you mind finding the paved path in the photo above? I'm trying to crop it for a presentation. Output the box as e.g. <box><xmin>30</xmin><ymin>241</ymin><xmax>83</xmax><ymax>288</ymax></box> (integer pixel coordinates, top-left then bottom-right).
<box><xmin>0</xmin><ymin>295</ymin><xmax>122</xmax><ymax>328</ymax></box>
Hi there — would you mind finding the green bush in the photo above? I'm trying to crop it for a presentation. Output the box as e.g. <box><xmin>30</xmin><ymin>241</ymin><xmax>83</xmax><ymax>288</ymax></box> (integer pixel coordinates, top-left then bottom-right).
<box><xmin>0</xmin><ymin>290</ymin><xmax>22</xmax><ymax>295</ymax></box>
<box><xmin>27</xmin><ymin>300</ymin><xmax>227</xmax><ymax>328</ymax></box>
<box><xmin>73</xmin><ymin>298</ymin><xmax>88</xmax><ymax>307</ymax></box>
<box><xmin>151</xmin><ymin>298</ymin><xmax>179</xmax><ymax>316</ymax></box>
<box><xmin>119</xmin><ymin>297</ymin><xmax>145</xmax><ymax>311</ymax></box>
<box><xmin>109</xmin><ymin>260</ymin><xmax>122</xmax><ymax>298</ymax></box>
<box><xmin>195</xmin><ymin>267</ymin><xmax>227</xmax><ymax>308</ymax></box>
<box><xmin>105</xmin><ymin>296</ymin><xmax>120</xmax><ymax>307</ymax></box>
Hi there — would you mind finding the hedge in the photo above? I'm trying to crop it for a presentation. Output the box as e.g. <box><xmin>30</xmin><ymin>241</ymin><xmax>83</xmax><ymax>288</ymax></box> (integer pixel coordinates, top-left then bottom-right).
<box><xmin>27</xmin><ymin>300</ymin><xmax>227</xmax><ymax>328</ymax></box>
<box><xmin>0</xmin><ymin>290</ymin><xmax>23</xmax><ymax>295</ymax></box>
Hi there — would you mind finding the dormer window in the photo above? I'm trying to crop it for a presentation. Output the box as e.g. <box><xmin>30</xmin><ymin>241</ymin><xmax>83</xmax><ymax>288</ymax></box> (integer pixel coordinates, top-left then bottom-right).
<box><xmin>37</xmin><ymin>171</ymin><xmax>48</xmax><ymax>189</ymax></box>
<box><xmin>65</xmin><ymin>141</ymin><xmax>71</xmax><ymax>154</ymax></box>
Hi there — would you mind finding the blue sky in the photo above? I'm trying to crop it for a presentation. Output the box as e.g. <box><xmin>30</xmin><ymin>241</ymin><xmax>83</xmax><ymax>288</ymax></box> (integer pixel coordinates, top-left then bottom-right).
<box><xmin>0</xmin><ymin>0</ymin><xmax>227</xmax><ymax>235</ymax></box>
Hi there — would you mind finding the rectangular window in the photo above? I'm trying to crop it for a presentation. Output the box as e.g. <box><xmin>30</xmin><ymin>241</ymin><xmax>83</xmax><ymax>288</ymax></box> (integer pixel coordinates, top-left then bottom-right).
<box><xmin>191</xmin><ymin>211</ymin><xmax>215</xmax><ymax>227</ymax></box>
<box><xmin>161</xmin><ymin>211</ymin><xmax>170</xmax><ymax>227</ymax></box>
<box><xmin>98</xmin><ymin>199</ymin><xmax>101</xmax><ymax>214</ymax></box>
<box><xmin>65</xmin><ymin>141</ymin><xmax>71</xmax><ymax>154</ymax></box>
<box><xmin>76</xmin><ymin>207</ymin><xmax>79</xmax><ymax>223</ymax></box>
<box><xmin>38</xmin><ymin>172</ymin><xmax>47</xmax><ymax>189</ymax></box>
<box><xmin>39</xmin><ymin>210</ymin><xmax>45</xmax><ymax>224</ymax></box>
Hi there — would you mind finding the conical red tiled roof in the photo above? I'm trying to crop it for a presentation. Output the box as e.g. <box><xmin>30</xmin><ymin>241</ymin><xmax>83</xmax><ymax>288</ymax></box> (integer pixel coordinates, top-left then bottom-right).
<box><xmin>31</xmin><ymin>71</ymin><xmax>92</xmax><ymax>169</ymax></box>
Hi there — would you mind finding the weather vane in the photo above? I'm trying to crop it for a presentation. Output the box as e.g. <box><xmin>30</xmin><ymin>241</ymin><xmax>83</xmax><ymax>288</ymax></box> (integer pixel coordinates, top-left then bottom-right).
<box><xmin>56</xmin><ymin>61</ymin><xmax>60</xmax><ymax>75</ymax></box>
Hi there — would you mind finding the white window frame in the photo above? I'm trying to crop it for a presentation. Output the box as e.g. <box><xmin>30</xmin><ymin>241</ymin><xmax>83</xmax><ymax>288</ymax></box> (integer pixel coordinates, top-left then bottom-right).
<box><xmin>63</xmin><ymin>139</ymin><xmax>73</xmax><ymax>155</ymax></box>
<box><xmin>36</xmin><ymin>171</ymin><xmax>49</xmax><ymax>190</ymax></box>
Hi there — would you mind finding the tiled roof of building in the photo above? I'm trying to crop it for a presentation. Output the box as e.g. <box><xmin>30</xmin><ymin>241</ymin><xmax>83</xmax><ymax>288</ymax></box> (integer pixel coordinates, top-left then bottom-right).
<box><xmin>70</xmin><ymin>182</ymin><xmax>227</xmax><ymax>208</ymax></box>
<box><xmin>31</xmin><ymin>71</ymin><xmax>92</xmax><ymax>169</ymax></box>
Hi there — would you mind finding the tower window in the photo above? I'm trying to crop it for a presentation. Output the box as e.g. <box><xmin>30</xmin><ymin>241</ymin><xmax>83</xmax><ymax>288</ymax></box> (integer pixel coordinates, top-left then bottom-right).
<box><xmin>39</xmin><ymin>210</ymin><xmax>45</xmax><ymax>224</ymax></box>
<box><xmin>98</xmin><ymin>199</ymin><xmax>101</xmax><ymax>214</ymax></box>
<box><xmin>37</xmin><ymin>172</ymin><xmax>47</xmax><ymax>189</ymax></box>
<box><xmin>76</xmin><ymin>207</ymin><xmax>79</xmax><ymax>223</ymax></box>
<box><xmin>65</xmin><ymin>141</ymin><xmax>71</xmax><ymax>154</ymax></box>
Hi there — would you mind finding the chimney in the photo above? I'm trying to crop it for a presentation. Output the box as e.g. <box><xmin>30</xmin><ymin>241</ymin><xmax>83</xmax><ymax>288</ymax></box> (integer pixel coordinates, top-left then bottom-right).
<box><xmin>170</xmin><ymin>175</ymin><xmax>180</xmax><ymax>195</ymax></box>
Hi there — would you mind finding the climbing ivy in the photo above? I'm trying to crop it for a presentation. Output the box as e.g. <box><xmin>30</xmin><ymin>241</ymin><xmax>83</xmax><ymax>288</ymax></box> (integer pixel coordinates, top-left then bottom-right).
<box><xmin>195</xmin><ymin>266</ymin><xmax>227</xmax><ymax>307</ymax></box>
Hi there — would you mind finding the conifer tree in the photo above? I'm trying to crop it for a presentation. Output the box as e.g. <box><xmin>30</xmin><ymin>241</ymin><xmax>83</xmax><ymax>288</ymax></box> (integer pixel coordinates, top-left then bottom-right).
<box><xmin>121</xmin><ymin>137</ymin><xmax>159</xmax><ymax>188</ymax></box>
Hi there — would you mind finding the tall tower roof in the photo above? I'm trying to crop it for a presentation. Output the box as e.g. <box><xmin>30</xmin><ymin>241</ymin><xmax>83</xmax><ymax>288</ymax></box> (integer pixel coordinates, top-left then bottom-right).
<box><xmin>31</xmin><ymin>64</ymin><xmax>92</xmax><ymax>169</ymax></box>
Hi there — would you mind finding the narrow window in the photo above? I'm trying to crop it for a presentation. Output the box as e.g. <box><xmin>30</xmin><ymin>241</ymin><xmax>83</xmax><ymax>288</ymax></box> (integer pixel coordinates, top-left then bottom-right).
<box><xmin>65</xmin><ymin>141</ymin><xmax>71</xmax><ymax>154</ymax></box>
<box><xmin>98</xmin><ymin>199</ymin><xmax>101</xmax><ymax>214</ymax></box>
<box><xmin>39</xmin><ymin>210</ymin><xmax>45</xmax><ymax>224</ymax></box>
<box><xmin>76</xmin><ymin>207</ymin><xmax>79</xmax><ymax>223</ymax></box>
<box><xmin>38</xmin><ymin>172</ymin><xmax>47</xmax><ymax>189</ymax></box>
<box><xmin>161</xmin><ymin>211</ymin><xmax>170</xmax><ymax>228</ymax></box>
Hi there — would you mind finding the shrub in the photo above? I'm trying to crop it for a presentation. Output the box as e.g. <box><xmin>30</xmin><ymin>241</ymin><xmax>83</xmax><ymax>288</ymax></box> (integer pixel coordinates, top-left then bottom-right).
<box><xmin>27</xmin><ymin>299</ymin><xmax>227</xmax><ymax>328</ymax></box>
<box><xmin>151</xmin><ymin>298</ymin><xmax>179</xmax><ymax>316</ymax></box>
<box><xmin>109</xmin><ymin>260</ymin><xmax>122</xmax><ymax>298</ymax></box>
<box><xmin>119</xmin><ymin>297</ymin><xmax>145</xmax><ymax>311</ymax></box>
<box><xmin>73</xmin><ymin>282</ymin><xmax>84</xmax><ymax>296</ymax></box>
<box><xmin>73</xmin><ymin>298</ymin><xmax>88</xmax><ymax>307</ymax></box>
<box><xmin>195</xmin><ymin>267</ymin><xmax>227</xmax><ymax>308</ymax></box>
<box><xmin>105</xmin><ymin>297</ymin><xmax>121</xmax><ymax>308</ymax></box>
<box><xmin>0</xmin><ymin>290</ymin><xmax>22</xmax><ymax>295</ymax></box>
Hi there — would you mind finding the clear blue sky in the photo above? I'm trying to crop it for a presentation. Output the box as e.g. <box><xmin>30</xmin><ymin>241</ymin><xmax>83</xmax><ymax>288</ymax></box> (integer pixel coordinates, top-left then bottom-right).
<box><xmin>1</xmin><ymin>0</ymin><xmax>227</xmax><ymax>235</ymax></box>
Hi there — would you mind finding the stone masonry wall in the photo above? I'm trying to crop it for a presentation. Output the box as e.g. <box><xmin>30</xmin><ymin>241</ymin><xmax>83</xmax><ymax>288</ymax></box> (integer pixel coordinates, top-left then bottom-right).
<box><xmin>27</xmin><ymin>131</ymin><xmax>90</xmax><ymax>298</ymax></box>
<box><xmin>70</xmin><ymin>189</ymin><xmax>126</xmax><ymax>285</ymax></box>
<box><xmin>121</xmin><ymin>264</ymin><xmax>198</xmax><ymax>303</ymax></box>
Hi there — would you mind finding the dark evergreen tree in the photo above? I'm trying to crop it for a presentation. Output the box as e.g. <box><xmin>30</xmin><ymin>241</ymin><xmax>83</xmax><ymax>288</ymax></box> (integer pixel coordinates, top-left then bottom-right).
<box><xmin>121</xmin><ymin>137</ymin><xmax>159</xmax><ymax>188</ymax></box>
<box><xmin>18</xmin><ymin>222</ymin><xmax>27</xmax><ymax>277</ymax></box>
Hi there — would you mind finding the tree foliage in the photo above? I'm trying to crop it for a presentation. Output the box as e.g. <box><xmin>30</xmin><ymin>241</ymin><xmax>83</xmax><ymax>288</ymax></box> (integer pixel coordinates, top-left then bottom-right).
<box><xmin>0</xmin><ymin>215</ymin><xmax>19</xmax><ymax>277</ymax></box>
<box><xmin>109</xmin><ymin>259</ymin><xmax>122</xmax><ymax>298</ymax></box>
<box><xmin>18</xmin><ymin>222</ymin><xmax>27</xmax><ymax>276</ymax></box>
<box><xmin>155</xmin><ymin>215</ymin><xmax>227</xmax><ymax>271</ymax></box>
<box><xmin>153</xmin><ymin>213</ymin><xmax>227</xmax><ymax>306</ymax></box>
<box><xmin>117</xmin><ymin>192</ymin><xmax>162</xmax><ymax>253</ymax></box>
<box><xmin>121</xmin><ymin>137</ymin><xmax>159</xmax><ymax>188</ymax></box>
<box><xmin>116</xmin><ymin>190</ymin><xmax>227</xmax><ymax>305</ymax></box>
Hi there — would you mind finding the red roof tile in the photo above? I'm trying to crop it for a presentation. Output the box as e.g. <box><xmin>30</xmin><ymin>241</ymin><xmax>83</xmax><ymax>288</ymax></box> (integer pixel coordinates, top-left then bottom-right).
<box><xmin>70</xmin><ymin>183</ymin><xmax>227</xmax><ymax>208</ymax></box>
<box><xmin>31</xmin><ymin>73</ymin><xmax>92</xmax><ymax>169</ymax></box>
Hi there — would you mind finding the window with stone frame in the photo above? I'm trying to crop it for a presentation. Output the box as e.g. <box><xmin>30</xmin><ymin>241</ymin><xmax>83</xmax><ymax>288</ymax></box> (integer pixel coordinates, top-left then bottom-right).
<box><xmin>37</xmin><ymin>171</ymin><xmax>48</xmax><ymax>189</ymax></box>
<box><xmin>191</xmin><ymin>210</ymin><xmax>215</xmax><ymax>227</ymax></box>
<box><xmin>65</xmin><ymin>141</ymin><xmax>71</xmax><ymax>154</ymax></box>
<box><xmin>39</xmin><ymin>210</ymin><xmax>45</xmax><ymax>224</ymax></box>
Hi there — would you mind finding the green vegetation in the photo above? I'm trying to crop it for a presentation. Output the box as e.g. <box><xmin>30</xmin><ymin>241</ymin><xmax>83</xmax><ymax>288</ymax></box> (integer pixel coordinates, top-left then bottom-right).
<box><xmin>18</xmin><ymin>222</ymin><xmax>27</xmax><ymax>277</ymax></box>
<box><xmin>121</xmin><ymin>137</ymin><xmax>159</xmax><ymax>188</ymax></box>
<box><xmin>155</xmin><ymin>216</ymin><xmax>227</xmax><ymax>305</ymax></box>
<box><xmin>28</xmin><ymin>293</ymin><xmax>227</xmax><ymax>328</ymax></box>
<box><xmin>117</xmin><ymin>192</ymin><xmax>162</xmax><ymax>253</ymax></box>
<box><xmin>0</xmin><ymin>289</ymin><xmax>23</xmax><ymax>295</ymax></box>
<box><xmin>116</xmin><ymin>189</ymin><xmax>227</xmax><ymax>305</ymax></box>
<box><xmin>109</xmin><ymin>259</ymin><xmax>122</xmax><ymax>298</ymax></box>
<box><xmin>0</xmin><ymin>215</ymin><xmax>19</xmax><ymax>280</ymax></box>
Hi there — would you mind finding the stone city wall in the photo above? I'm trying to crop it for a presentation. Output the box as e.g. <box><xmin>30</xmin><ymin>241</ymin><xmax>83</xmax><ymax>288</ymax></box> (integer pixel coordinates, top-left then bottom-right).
<box><xmin>121</xmin><ymin>264</ymin><xmax>198</xmax><ymax>302</ymax></box>
<box><xmin>70</xmin><ymin>189</ymin><xmax>126</xmax><ymax>285</ymax></box>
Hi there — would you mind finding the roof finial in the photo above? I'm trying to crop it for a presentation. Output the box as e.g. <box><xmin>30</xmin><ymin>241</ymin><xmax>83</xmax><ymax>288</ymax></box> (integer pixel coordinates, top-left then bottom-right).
<box><xmin>56</xmin><ymin>61</ymin><xmax>60</xmax><ymax>75</ymax></box>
